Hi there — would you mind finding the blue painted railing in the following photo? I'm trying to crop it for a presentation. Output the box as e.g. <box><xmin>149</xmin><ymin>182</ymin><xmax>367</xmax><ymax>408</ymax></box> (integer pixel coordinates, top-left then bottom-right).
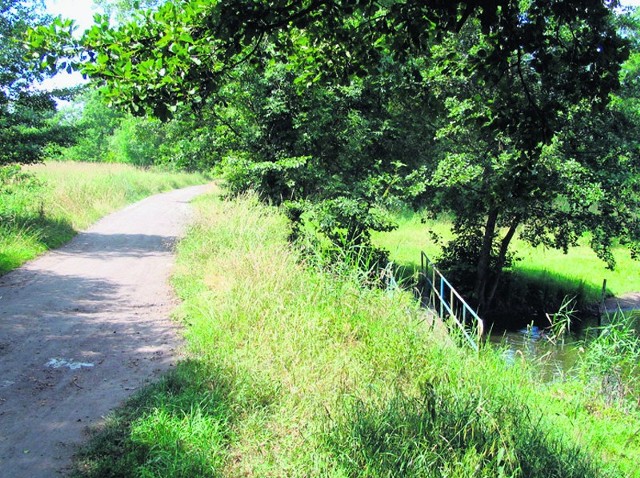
<box><xmin>420</xmin><ymin>252</ymin><xmax>484</xmax><ymax>351</ymax></box>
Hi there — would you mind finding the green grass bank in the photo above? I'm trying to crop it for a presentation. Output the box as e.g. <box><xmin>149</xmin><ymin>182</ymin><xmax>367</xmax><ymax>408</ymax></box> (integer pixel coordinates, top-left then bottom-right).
<box><xmin>69</xmin><ymin>191</ymin><xmax>640</xmax><ymax>477</ymax></box>
<box><xmin>0</xmin><ymin>161</ymin><xmax>208</xmax><ymax>274</ymax></box>
<box><xmin>373</xmin><ymin>212</ymin><xmax>640</xmax><ymax>324</ymax></box>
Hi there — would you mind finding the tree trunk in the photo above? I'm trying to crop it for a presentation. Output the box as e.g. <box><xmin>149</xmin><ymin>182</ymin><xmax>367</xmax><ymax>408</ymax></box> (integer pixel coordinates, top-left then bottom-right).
<box><xmin>474</xmin><ymin>208</ymin><xmax>498</xmax><ymax>313</ymax></box>
<box><xmin>485</xmin><ymin>217</ymin><xmax>520</xmax><ymax>312</ymax></box>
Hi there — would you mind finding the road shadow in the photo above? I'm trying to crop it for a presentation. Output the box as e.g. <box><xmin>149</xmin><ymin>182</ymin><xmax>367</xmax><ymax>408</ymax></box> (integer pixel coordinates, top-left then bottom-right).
<box><xmin>66</xmin><ymin>360</ymin><xmax>243</xmax><ymax>478</ymax></box>
<box><xmin>0</xmin><ymin>215</ymin><xmax>76</xmax><ymax>274</ymax></box>
<box><xmin>0</xmin><ymin>264</ymin><xmax>185</xmax><ymax>477</ymax></box>
<box><xmin>52</xmin><ymin>232</ymin><xmax>181</xmax><ymax>259</ymax></box>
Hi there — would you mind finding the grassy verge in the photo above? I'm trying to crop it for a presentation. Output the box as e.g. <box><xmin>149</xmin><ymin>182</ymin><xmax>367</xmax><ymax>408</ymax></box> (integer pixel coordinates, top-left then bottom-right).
<box><xmin>69</xmin><ymin>192</ymin><xmax>640</xmax><ymax>477</ymax></box>
<box><xmin>373</xmin><ymin>211</ymin><xmax>640</xmax><ymax>304</ymax></box>
<box><xmin>0</xmin><ymin>162</ymin><xmax>208</xmax><ymax>274</ymax></box>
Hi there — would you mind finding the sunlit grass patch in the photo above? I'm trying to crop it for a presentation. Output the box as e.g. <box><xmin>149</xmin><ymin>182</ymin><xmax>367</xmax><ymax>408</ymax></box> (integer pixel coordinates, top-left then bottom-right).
<box><xmin>26</xmin><ymin>161</ymin><xmax>208</xmax><ymax>230</ymax></box>
<box><xmin>70</xmin><ymin>192</ymin><xmax>640</xmax><ymax>477</ymax></box>
<box><xmin>373</xmin><ymin>210</ymin><xmax>640</xmax><ymax>303</ymax></box>
<box><xmin>69</xmin><ymin>361</ymin><xmax>234</xmax><ymax>478</ymax></box>
<box><xmin>0</xmin><ymin>161</ymin><xmax>208</xmax><ymax>274</ymax></box>
<box><xmin>170</xmin><ymin>193</ymin><xmax>632</xmax><ymax>476</ymax></box>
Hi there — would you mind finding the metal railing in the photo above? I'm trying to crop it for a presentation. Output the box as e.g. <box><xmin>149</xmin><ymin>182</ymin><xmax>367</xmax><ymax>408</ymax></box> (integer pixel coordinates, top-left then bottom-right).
<box><xmin>420</xmin><ymin>252</ymin><xmax>484</xmax><ymax>351</ymax></box>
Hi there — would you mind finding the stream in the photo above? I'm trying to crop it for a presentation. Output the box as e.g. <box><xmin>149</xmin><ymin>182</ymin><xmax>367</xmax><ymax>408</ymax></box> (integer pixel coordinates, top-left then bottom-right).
<box><xmin>490</xmin><ymin>308</ymin><xmax>640</xmax><ymax>381</ymax></box>
<box><xmin>490</xmin><ymin>327</ymin><xmax>580</xmax><ymax>381</ymax></box>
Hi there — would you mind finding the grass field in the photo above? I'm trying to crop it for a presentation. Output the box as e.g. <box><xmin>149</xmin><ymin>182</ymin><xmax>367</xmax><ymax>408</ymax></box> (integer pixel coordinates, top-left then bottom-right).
<box><xmin>0</xmin><ymin>162</ymin><xmax>208</xmax><ymax>274</ymax></box>
<box><xmin>373</xmin><ymin>212</ymin><xmax>640</xmax><ymax>303</ymax></box>
<box><xmin>67</xmin><ymin>192</ymin><xmax>640</xmax><ymax>477</ymax></box>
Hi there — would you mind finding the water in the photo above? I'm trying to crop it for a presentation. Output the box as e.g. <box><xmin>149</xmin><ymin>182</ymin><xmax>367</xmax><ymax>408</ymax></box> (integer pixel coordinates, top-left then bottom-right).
<box><xmin>489</xmin><ymin>326</ymin><xmax>580</xmax><ymax>381</ymax></box>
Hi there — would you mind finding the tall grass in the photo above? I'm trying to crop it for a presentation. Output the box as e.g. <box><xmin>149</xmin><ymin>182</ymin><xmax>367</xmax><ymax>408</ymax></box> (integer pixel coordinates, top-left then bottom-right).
<box><xmin>578</xmin><ymin>311</ymin><xmax>640</xmax><ymax>407</ymax></box>
<box><xmin>0</xmin><ymin>162</ymin><xmax>208</xmax><ymax>273</ymax></box>
<box><xmin>69</xmin><ymin>192</ymin><xmax>640</xmax><ymax>477</ymax></box>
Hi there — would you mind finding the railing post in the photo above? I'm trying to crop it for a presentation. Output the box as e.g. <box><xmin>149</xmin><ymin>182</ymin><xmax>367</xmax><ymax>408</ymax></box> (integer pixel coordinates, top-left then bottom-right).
<box><xmin>420</xmin><ymin>251</ymin><xmax>483</xmax><ymax>351</ymax></box>
<box><xmin>432</xmin><ymin>268</ymin><xmax>436</xmax><ymax>308</ymax></box>
<box><xmin>598</xmin><ymin>279</ymin><xmax>607</xmax><ymax>327</ymax></box>
<box><xmin>440</xmin><ymin>277</ymin><xmax>444</xmax><ymax>319</ymax></box>
<box><xmin>450</xmin><ymin>287</ymin><xmax>454</xmax><ymax>320</ymax></box>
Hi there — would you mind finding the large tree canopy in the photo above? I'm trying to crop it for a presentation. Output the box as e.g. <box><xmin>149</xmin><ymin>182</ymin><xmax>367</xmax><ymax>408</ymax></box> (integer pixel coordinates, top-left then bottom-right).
<box><xmin>35</xmin><ymin>0</ymin><xmax>623</xmax><ymax>118</ymax></box>
<box><xmin>427</xmin><ymin>12</ymin><xmax>637</xmax><ymax>312</ymax></box>
<box><xmin>28</xmin><ymin>0</ymin><xmax>640</xmax><ymax>315</ymax></box>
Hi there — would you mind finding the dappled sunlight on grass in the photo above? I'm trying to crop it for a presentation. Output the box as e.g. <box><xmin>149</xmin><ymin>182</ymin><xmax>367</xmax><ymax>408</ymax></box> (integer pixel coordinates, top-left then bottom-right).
<box><xmin>68</xmin><ymin>361</ymin><xmax>235</xmax><ymax>478</ymax></box>
<box><xmin>372</xmin><ymin>213</ymin><xmax>450</xmax><ymax>265</ymax></box>
<box><xmin>514</xmin><ymin>243</ymin><xmax>640</xmax><ymax>298</ymax></box>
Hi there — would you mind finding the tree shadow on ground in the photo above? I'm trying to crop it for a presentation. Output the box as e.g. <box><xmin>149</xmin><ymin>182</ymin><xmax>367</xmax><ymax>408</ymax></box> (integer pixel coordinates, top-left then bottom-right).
<box><xmin>389</xmin><ymin>261</ymin><xmax>421</xmax><ymax>289</ymax></box>
<box><xmin>68</xmin><ymin>361</ymin><xmax>241</xmax><ymax>478</ymax></box>
<box><xmin>326</xmin><ymin>388</ymin><xmax>604</xmax><ymax>478</ymax></box>
<box><xmin>0</xmin><ymin>214</ymin><xmax>76</xmax><ymax>273</ymax></box>
<box><xmin>68</xmin><ymin>358</ymin><xmax>281</xmax><ymax>478</ymax></box>
<box><xmin>489</xmin><ymin>269</ymin><xmax>606</xmax><ymax>331</ymax></box>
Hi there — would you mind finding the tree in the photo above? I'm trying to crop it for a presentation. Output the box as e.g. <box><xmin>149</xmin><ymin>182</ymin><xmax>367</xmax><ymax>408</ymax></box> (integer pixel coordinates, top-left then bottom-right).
<box><xmin>27</xmin><ymin>0</ymin><xmax>638</xmax><ymax>314</ymax></box>
<box><xmin>29</xmin><ymin>2</ymin><xmax>444</xmax><ymax>250</ymax></box>
<box><xmin>212</xmin><ymin>50</ymin><xmax>437</xmax><ymax>253</ymax></box>
<box><xmin>61</xmin><ymin>87</ymin><xmax>124</xmax><ymax>162</ymax></box>
<box><xmin>0</xmin><ymin>0</ymin><xmax>74</xmax><ymax>166</ymax></box>
<box><xmin>422</xmin><ymin>3</ymin><xmax>637</xmax><ymax>313</ymax></box>
<box><xmin>29</xmin><ymin>0</ymin><xmax>549</xmax><ymax>119</ymax></box>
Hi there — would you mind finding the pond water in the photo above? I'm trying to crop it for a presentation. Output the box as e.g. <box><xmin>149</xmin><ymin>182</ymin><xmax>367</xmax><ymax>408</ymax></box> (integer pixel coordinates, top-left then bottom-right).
<box><xmin>489</xmin><ymin>326</ymin><xmax>581</xmax><ymax>381</ymax></box>
<box><xmin>489</xmin><ymin>311</ymin><xmax>640</xmax><ymax>381</ymax></box>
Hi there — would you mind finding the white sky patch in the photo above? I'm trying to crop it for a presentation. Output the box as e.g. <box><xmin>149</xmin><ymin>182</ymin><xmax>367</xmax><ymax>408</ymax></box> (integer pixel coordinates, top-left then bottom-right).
<box><xmin>39</xmin><ymin>70</ymin><xmax>87</xmax><ymax>90</ymax></box>
<box><xmin>45</xmin><ymin>0</ymin><xmax>97</xmax><ymax>34</ymax></box>
<box><xmin>40</xmin><ymin>0</ymin><xmax>98</xmax><ymax>90</ymax></box>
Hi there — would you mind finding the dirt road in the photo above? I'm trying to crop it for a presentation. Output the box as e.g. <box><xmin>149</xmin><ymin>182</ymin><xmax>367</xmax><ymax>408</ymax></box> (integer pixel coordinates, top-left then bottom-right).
<box><xmin>0</xmin><ymin>184</ymin><xmax>210</xmax><ymax>477</ymax></box>
<box><xmin>605</xmin><ymin>292</ymin><xmax>640</xmax><ymax>313</ymax></box>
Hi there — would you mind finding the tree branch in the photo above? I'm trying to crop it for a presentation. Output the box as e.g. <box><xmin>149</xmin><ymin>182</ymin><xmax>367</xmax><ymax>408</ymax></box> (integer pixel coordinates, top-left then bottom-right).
<box><xmin>486</xmin><ymin>215</ymin><xmax>520</xmax><ymax>308</ymax></box>
<box><xmin>516</xmin><ymin>47</ymin><xmax>550</xmax><ymax>143</ymax></box>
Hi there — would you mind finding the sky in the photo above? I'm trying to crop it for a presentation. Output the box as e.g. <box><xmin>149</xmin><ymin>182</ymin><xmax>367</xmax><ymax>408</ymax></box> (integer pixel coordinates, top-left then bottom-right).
<box><xmin>39</xmin><ymin>0</ymin><xmax>97</xmax><ymax>90</ymax></box>
<box><xmin>45</xmin><ymin>0</ymin><xmax>97</xmax><ymax>33</ymax></box>
<box><xmin>40</xmin><ymin>0</ymin><xmax>640</xmax><ymax>90</ymax></box>
<box><xmin>43</xmin><ymin>0</ymin><xmax>640</xmax><ymax>29</ymax></box>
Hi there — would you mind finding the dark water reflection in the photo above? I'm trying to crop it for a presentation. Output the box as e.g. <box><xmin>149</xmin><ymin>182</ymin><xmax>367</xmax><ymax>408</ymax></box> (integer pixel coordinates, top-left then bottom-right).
<box><xmin>487</xmin><ymin>310</ymin><xmax>640</xmax><ymax>382</ymax></box>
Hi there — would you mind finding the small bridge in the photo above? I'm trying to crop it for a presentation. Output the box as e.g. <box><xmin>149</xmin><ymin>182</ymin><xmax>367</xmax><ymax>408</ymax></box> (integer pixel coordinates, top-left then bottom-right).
<box><xmin>420</xmin><ymin>252</ymin><xmax>484</xmax><ymax>351</ymax></box>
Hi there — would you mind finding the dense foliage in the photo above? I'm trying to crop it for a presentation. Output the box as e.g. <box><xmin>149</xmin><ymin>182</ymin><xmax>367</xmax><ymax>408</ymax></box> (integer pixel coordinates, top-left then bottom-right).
<box><xmin>0</xmin><ymin>0</ymin><xmax>76</xmax><ymax>166</ymax></box>
<box><xmin>425</xmin><ymin>5</ymin><xmax>638</xmax><ymax>312</ymax></box>
<box><xmin>27</xmin><ymin>0</ymin><xmax>640</xmax><ymax>316</ymax></box>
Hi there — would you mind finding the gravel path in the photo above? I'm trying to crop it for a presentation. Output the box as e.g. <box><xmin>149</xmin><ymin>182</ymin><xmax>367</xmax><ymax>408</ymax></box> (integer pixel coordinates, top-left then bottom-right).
<box><xmin>0</xmin><ymin>184</ymin><xmax>210</xmax><ymax>477</ymax></box>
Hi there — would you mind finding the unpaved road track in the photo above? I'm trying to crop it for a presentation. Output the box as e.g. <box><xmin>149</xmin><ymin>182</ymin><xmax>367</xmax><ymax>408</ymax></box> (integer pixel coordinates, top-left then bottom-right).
<box><xmin>0</xmin><ymin>184</ymin><xmax>209</xmax><ymax>477</ymax></box>
<box><xmin>605</xmin><ymin>292</ymin><xmax>640</xmax><ymax>313</ymax></box>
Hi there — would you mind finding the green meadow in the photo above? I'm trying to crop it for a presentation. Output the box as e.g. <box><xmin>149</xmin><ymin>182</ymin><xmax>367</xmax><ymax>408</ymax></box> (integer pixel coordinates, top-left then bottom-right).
<box><xmin>373</xmin><ymin>212</ymin><xmax>640</xmax><ymax>305</ymax></box>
